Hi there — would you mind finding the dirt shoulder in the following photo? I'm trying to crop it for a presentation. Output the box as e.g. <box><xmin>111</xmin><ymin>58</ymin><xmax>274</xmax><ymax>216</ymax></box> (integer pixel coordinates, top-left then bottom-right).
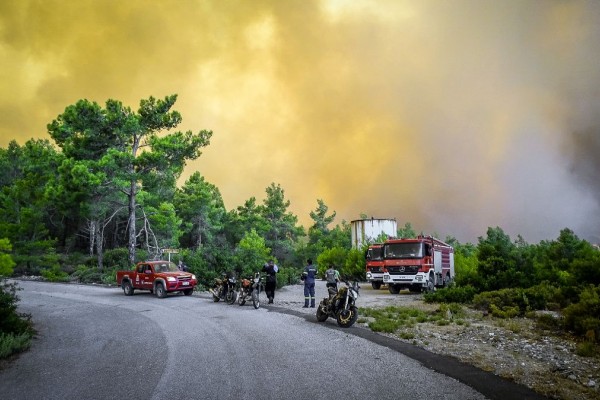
<box><xmin>272</xmin><ymin>281</ymin><xmax>600</xmax><ymax>400</ymax></box>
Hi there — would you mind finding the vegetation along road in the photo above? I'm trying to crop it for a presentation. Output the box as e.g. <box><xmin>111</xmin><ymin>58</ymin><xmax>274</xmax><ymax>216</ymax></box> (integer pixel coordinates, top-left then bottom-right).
<box><xmin>0</xmin><ymin>280</ymin><xmax>551</xmax><ymax>400</ymax></box>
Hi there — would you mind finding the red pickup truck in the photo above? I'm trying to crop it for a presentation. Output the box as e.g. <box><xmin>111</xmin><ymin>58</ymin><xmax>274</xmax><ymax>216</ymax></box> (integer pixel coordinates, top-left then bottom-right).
<box><xmin>116</xmin><ymin>260</ymin><xmax>197</xmax><ymax>298</ymax></box>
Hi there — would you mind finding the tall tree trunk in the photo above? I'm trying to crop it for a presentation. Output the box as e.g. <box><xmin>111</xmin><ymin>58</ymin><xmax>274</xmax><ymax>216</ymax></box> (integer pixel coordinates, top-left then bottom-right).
<box><xmin>128</xmin><ymin>181</ymin><xmax>136</xmax><ymax>265</ymax></box>
<box><xmin>96</xmin><ymin>221</ymin><xmax>104</xmax><ymax>271</ymax></box>
<box><xmin>89</xmin><ymin>219</ymin><xmax>96</xmax><ymax>257</ymax></box>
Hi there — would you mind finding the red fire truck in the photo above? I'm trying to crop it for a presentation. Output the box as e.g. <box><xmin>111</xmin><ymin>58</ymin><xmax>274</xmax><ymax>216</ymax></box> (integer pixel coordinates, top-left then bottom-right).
<box><xmin>365</xmin><ymin>244</ymin><xmax>385</xmax><ymax>290</ymax></box>
<box><xmin>382</xmin><ymin>235</ymin><xmax>454</xmax><ymax>294</ymax></box>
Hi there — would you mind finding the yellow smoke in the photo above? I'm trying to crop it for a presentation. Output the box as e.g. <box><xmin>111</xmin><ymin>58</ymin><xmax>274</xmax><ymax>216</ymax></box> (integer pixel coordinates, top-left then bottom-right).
<box><xmin>0</xmin><ymin>0</ymin><xmax>599</xmax><ymax>242</ymax></box>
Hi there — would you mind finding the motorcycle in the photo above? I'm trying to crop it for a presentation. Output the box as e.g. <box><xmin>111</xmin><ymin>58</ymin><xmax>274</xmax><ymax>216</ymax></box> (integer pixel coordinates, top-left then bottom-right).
<box><xmin>237</xmin><ymin>271</ymin><xmax>263</xmax><ymax>309</ymax></box>
<box><xmin>316</xmin><ymin>281</ymin><xmax>360</xmax><ymax>328</ymax></box>
<box><xmin>210</xmin><ymin>275</ymin><xmax>237</xmax><ymax>304</ymax></box>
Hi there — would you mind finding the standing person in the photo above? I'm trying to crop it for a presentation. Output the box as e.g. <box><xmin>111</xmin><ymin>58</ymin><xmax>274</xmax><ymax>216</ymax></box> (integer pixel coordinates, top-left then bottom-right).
<box><xmin>302</xmin><ymin>259</ymin><xmax>318</xmax><ymax>308</ymax></box>
<box><xmin>325</xmin><ymin>264</ymin><xmax>340</xmax><ymax>291</ymax></box>
<box><xmin>262</xmin><ymin>260</ymin><xmax>278</xmax><ymax>304</ymax></box>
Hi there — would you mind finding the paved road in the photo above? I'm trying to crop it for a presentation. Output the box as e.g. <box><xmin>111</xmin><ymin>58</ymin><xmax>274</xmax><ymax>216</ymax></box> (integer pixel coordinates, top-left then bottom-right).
<box><xmin>0</xmin><ymin>281</ymin><xmax>536</xmax><ymax>400</ymax></box>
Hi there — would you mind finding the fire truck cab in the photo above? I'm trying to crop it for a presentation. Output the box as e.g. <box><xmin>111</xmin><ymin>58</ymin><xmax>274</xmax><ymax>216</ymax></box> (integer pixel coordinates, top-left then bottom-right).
<box><xmin>365</xmin><ymin>244</ymin><xmax>385</xmax><ymax>290</ymax></box>
<box><xmin>382</xmin><ymin>235</ymin><xmax>454</xmax><ymax>294</ymax></box>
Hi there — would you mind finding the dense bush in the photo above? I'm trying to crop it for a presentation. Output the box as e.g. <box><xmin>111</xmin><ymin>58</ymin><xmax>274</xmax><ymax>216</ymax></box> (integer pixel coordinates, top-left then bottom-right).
<box><xmin>472</xmin><ymin>288</ymin><xmax>530</xmax><ymax>317</ymax></box>
<box><xmin>0</xmin><ymin>280</ymin><xmax>33</xmax><ymax>359</ymax></box>
<box><xmin>562</xmin><ymin>285</ymin><xmax>600</xmax><ymax>342</ymax></box>
<box><xmin>423</xmin><ymin>285</ymin><xmax>477</xmax><ymax>304</ymax></box>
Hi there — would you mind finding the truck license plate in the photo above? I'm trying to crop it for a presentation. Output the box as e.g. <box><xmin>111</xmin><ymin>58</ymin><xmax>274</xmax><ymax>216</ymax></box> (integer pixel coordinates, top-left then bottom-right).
<box><xmin>182</xmin><ymin>281</ymin><xmax>189</xmax><ymax>286</ymax></box>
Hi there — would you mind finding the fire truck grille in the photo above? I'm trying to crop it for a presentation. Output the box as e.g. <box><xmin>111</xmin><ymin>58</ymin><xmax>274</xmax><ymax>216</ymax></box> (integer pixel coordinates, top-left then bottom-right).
<box><xmin>387</xmin><ymin>266</ymin><xmax>419</xmax><ymax>275</ymax></box>
<box><xmin>369</xmin><ymin>267</ymin><xmax>382</xmax><ymax>273</ymax></box>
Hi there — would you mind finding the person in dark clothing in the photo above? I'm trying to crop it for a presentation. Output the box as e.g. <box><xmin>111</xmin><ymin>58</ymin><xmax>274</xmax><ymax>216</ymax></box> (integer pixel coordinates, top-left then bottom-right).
<box><xmin>262</xmin><ymin>260</ymin><xmax>278</xmax><ymax>304</ymax></box>
<box><xmin>302</xmin><ymin>259</ymin><xmax>318</xmax><ymax>308</ymax></box>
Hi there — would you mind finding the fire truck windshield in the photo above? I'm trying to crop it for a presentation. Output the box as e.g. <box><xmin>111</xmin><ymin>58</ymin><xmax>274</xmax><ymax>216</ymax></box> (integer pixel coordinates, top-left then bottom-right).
<box><xmin>383</xmin><ymin>242</ymin><xmax>424</xmax><ymax>259</ymax></box>
<box><xmin>366</xmin><ymin>247</ymin><xmax>383</xmax><ymax>261</ymax></box>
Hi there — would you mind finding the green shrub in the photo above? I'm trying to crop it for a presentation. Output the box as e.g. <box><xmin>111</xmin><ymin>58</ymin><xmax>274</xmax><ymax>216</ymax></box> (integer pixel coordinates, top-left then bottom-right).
<box><xmin>575</xmin><ymin>341</ymin><xmax>598</xmax><ymax>358</ymax></box>
<box><xmin>535</xmin><ymin>313</ymin><xmax>562</xmax><ymax>331</ymax></box>
<box><xmin>368</xmin><ymin>318</ymin><xmax>402</xmax><ymax>333</ymax></box>
<box><xmin>562</xmin><ymin>285</ymin><xmax>600</xmax><ymax>341</ymax></box>
<box><xmin>0</xmin><ymin>280</ymin><xmax>33</xmax><ymax>339</ymax></box>
<box><xmin>276</xmin><ymin>266</ymin><xmax>302</xmax><ymax>288</ymax></box>
<box><xmin>102</xmin><ymin>248</ymin><xmax>131</xmax><ymax>270</ymax></box>
<box><xmin>473</xmin><ymin>288</ymin><xmax>529</xmax><ymax>317</ymax></box>
<box><xmin>423</xmin><ymin>285</ymin><xmax>477</xmax><ymax>304</ymax></box>
<box><xmin>40</xmin><ymin>265</ymin><xmax>69</xmax><ymax>282</ymax></box>
<box><xmin>489</xmin><ymin>304</ymin><xmax>520</xmax><ymax>318</ymax></box>
<box><xmin>71</xmin><ymin>266</ymin><xmax>103</xmax><ymax>283</ymax></box>
<box><xmin>522</xmin><ymin>282</ymin><xmax>564</xmax><ymax>310</ymax></box>
<box><xmin>0</xmin><ymin>332</ymin><xmax>32</xmax><ymax>359</ymax></box>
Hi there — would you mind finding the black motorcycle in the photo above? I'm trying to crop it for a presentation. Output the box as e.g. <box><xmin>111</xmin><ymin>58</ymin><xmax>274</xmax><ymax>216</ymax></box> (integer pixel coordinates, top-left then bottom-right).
<box><xmin>211</xmin><ymin>275</ymin><xmax>237</xmax><ymax>304</ymax></box>
<box><xmin>316</xmin><ymin>281</ymin><xmax>360</xmax><ymax>328</ymax></box>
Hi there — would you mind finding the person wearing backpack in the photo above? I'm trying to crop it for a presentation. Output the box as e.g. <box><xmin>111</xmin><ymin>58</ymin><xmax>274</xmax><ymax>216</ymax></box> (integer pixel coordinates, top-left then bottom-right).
<box><xmin>301</xmin><ymin>259</ymin><xmax>318</xmax><ymax>308</ymax></box>
<box><xmin>325</xmin><ymin>264</ymin><xmax>340</xmax><ymax>291</ymax></box>
<box><xmin>262</xmin><ymin>260</ymin><xmax>278</xmax><ymax>304</ymax></box>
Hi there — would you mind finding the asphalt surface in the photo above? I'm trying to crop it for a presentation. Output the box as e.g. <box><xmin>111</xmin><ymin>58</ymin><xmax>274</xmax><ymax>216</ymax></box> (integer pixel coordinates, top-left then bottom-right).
<box><xmin>0</xmin><ymin>280</ymin><xmax>547</xmax><ymax>400</ymax></box>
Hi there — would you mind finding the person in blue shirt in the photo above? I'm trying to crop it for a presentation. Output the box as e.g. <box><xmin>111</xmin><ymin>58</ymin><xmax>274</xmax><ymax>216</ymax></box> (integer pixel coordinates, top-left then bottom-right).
<box><xmin>301</xmin><ymin>259</ymin><xmax>318</xmax><ymax>308</ymax></box>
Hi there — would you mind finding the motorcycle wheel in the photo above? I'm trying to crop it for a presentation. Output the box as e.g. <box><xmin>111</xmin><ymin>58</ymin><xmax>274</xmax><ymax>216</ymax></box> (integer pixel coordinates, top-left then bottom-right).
<box><xmin>252</xmin><ymin>289</ymin><xmax>260</xmax><ymax>309</ymax></box>
<box><xmin>336</xmin><ymin>305</ymin><xmax>358</xmax><ymax>328</ymax></box>
<box><xmin>226</xmin><ymin>290</ymin><xmax>237</xmax><ymax>305</ymax></box>
<box><xmin>316</xmin><ymin>304</ymin><xmax>328</xmax><ymax>322</ymax></box>
<box><xmin>238</xmin><ymin>290</ymin><xmax>246</xmax><ymax>306</ymax></box>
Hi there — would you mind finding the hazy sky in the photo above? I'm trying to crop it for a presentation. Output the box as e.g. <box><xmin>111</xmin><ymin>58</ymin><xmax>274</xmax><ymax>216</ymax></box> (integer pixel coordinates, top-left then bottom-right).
<box><xmin>1</xmin><ymin>0</ymin><xmax>599</xmax><ymax>244</ymax></box>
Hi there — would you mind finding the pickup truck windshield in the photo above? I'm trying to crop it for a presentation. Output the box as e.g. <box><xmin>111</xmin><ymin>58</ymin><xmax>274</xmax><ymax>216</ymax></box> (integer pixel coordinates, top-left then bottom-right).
<box><xmin>155</xmin><ymin>262</ymin><xmax>179</xmax><ymax>273</ymax></box>
<box><xmin>383</xmin><ymin>243</ymin><xmax>423</xmax><ymax>259</ymax></box>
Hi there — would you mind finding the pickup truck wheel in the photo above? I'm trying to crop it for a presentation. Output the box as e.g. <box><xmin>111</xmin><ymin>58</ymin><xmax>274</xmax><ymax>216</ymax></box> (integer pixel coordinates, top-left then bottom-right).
<box><xmin>183</xmin><ymin>289</ymin><xmax>193</xmax><ymax>296</ymax></box>
<box><xmin>155</xmin><ymin>283</ymin><xmax>167</xmax><ymax>298</ymax></box>
<box><xmin>122</xmin><ymin>281</ymin><xmax>134</xmax><ymax>296</ymax></box>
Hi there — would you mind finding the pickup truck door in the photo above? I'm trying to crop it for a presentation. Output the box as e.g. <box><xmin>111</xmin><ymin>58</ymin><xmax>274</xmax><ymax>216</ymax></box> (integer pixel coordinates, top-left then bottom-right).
<box><xmin>137</xmin><ymin>263</ymin><xmax>153</xmax><ymax>289</ymax></box>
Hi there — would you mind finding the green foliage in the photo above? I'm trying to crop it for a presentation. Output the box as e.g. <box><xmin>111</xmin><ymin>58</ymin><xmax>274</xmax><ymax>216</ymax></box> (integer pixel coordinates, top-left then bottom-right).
<box><xmin>473</xmin><ymin>288</ymin><xmax>531</xmax><ymax>317</ymax></box>
<box><xmin>0</xmin><ymin>332</ymin><xmax>32</xmax><ymax>359</ymax></box>
<box><xmin>233</xmin><ymin>229</ymin><xmax>271</xmax><ymax>277</ymax></box>
<box><xmin>575</xmin><ymin>341</ymin><xmax>598</xmax><ymax>358</ymax></box>
<box><xmin>276</xmin><ymin>266</ymin><xmax>302</xmax><ymax>288</ymax></box>
<box><xmin>342</xmin><ymin>247</ymin><xmax>367</xmax><ymax>281</ymax></box>
<box><xmin>316</xmin><ymin>247</ymin><xmax>348</xmax><ymax>277</ymax></box>
<box><xmin>72</xmin><ymin>265</ymin><xmax>104</xmax><ymax>283</ymax></box>
<box><xmin>103</xmin><ymin>248</ymin><xmax>132</xmax><ymax>270</ymax></box>
<box><xmin>562</xmin><ymin>285</ymin><xmax>600</xmax><ymax>342</ymax></box>
<box><xmin>0</xmin><ymin>238</ymin><xmax>15</xmax><ymax>276</ymax></box>
<box><xmin>260</xmin><ymin>183</ymin><xmax>303</xmax><ymax>264</ymax></box>
<box><xmin>40</xmin><ymin>265</ymin><xmax>70</xmax><ymax>282</ymax></box>
<box><xmin>424</xmin><ymin>285</ymin><xmax>478</xmax><ymax>304</ymax></box>
<box><xmin>174</xmin><ymin>172</ymin><xmax>226</xmax><ymax>249</ymax></box>
<box><xmin>397</xmin><ymin>222</ymin><xmax>416</xmax><ymax>238</ymax></box>
<box><xmin>0</xmin><ymin>280</ymin><xmax>33</xmax><ymax>337</ymax></box>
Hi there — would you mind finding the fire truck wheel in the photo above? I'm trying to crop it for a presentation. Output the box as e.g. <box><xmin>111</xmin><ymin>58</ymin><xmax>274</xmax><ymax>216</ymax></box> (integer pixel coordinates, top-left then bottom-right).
<box><xmin>424</xmin><ymin>276</ymin><xmax>435</xmax><ymax>293</ymax></box>
<box><xmin>443</xmin><ymin>274</ymin><xmax>452</xmax><ymax>287</ymax></box>
<box><xmin>388</xmin><ymin>284</ymin><xmax>400</xmax><ymax>295</ymax></box>
<box><xmin>371</xmin><ymin>282</ymin><xmax>382</xmax><ymax>290</ymax></box>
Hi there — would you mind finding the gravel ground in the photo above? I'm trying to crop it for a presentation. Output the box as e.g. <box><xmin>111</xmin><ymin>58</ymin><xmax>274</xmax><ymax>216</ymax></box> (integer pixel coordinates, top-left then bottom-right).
<box><xmin>266</xmin><ymin>281</ymin><xmax>600</xmax><ymax>400</ymax></box>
